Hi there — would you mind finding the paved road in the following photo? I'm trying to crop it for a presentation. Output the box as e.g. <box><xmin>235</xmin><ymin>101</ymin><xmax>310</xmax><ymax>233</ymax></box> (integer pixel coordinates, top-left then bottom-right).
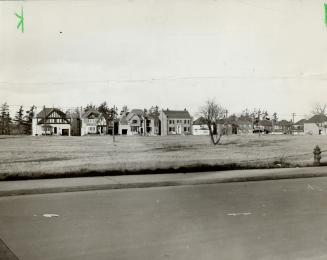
<box><xmin>1</xmin><ymin>177</ymin><xmax>327</xmax><ymax>259</ymax></box>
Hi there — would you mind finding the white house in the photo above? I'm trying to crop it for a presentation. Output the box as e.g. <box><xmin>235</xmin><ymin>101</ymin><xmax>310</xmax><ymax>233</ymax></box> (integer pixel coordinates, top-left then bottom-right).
<box><xmin>32</xmin><ymin>108</ymin><xmax>71</xmax><ymax>136</ymax></box>
<box><xmin>118</xmin><ymin>109</ymin><xmax>160</xmax><ymax>136</ymax></box>
<box><xmin>80</xmin><ymin>109</ymin><xmax>107</xmax><ymax>136</ymax></box>
<box><xmin>119</xmin><ymin>109</ymin><xmax>144</xmax><ymax>135</ymax></box>
<box><xmin>192</xmin><ymin>117</ymin><xmax>209</xmax><ymax>135</ymax></box>
<box><xmin>304</xmin><ymin>115</ymin><xmax>327</xmax><ymax>135</ymax></box>
<box><xmin>160</xmin><ymin>109</ymin><xmax>192</xmax><ymax>136</ymax></box>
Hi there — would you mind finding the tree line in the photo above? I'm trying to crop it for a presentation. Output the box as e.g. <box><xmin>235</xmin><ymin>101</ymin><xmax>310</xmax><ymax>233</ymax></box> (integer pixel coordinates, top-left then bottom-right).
<box><xmin>0</xmin><ymin>103</ymin><xmax>36</xmax><ymax>135</ymax></box>
<box><xmin>0</xmin><ymin>101</ymin><xmax>160</xmax><ymax>136</ymax></box>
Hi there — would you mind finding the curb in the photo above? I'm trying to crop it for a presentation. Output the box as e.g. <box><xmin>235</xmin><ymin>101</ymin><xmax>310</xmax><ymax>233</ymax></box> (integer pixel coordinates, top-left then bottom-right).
<box><xmin>2</xmin><ymin>167</ymin><xmax>327</xmax><ymax>197</ymax></box>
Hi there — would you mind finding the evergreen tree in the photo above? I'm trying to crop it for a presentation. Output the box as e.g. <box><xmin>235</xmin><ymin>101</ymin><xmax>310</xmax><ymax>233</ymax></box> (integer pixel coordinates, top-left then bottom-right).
<box><xmin>14</xmin><ymin>105</ymin><xmax>24</xmax><ymax>134</ymax></box>
<box><xmin>23</xmin><ymin>105</ymin><xmax>36</xmax><ymax>135</ymax></box>
<box><xmin>0</xmin><ymin>103</ymin><xmax>10</xmax><ymax>135</ymax></box>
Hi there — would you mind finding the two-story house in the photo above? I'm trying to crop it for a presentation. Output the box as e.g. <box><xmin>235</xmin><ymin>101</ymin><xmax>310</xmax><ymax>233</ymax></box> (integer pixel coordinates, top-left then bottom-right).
<box><xmin>32</xmin><ymin>107</ymin><xmax>71</xmax><ymax>136</ymax></box>
<box><xmin>80</xmin><ymin>109</ymin><xmax>107</xmax><ymax>135</ymax></box>
<box><xmin>160</xmin><ymin>109</ymin><xmax>192</xmax><ymax>136</ymax></box>
<box><xmin>119</xmin><ymin>109</ymin><xmax>144</xmax><ymax>135</ymax></box>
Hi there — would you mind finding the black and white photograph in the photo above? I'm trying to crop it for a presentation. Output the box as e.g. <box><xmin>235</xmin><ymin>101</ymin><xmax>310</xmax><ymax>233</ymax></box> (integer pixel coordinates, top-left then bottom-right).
<box><xmin>1</xmin><ymin>0</ymin><xmax>327</xmax><ymax>259</ymax></box>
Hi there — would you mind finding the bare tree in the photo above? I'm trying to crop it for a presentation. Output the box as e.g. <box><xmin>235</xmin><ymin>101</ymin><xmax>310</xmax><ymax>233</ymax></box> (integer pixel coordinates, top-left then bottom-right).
<box><xmin>312</xmin><ymin>103</ymin><xmax>327</xmax><ymax>115</ymax></box>
<box><xmin>198</xmin><ymin>99</ymin><xmax>226</xmax><ymax>145</ymax></box>
<box><xmin>312</xmin><ymin>103</ymin><xmax>327</xmax><ymax>124</ymax></box>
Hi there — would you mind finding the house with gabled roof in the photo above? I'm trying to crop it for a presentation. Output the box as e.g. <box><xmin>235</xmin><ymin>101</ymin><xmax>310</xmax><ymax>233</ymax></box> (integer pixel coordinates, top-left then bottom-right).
<box><xmin>32</xmin><ymin>107</ymin><xmax>71</xmax><ymax>136</ymax></box>
<box><xmin>160</xmin><ymin>109</ymin><xmax>192</xmax><ymax>136</ymax></box>
<box><xmin>304</xmin><ymin>115</ymin><xmax>327</xmax><ymax>135</ymax></box>
<box><xmin>236</xmin><ymin>119</ymin><xmax>253</xmax><ymax>134</ymax></box>
<box><xmin>80</xmin><ymin>109</ymin><xmax>107</xmax><ymax>136</ymax></box>
<box><xmin>119</xmin><ymin>109</ymin><xmax>144</xmax><ymax>135</ymax></box>
<box><xmin>274</xmin><ymin>120</ymin><xmax>293</xmax><ymax>134</ymax></box>
<box><xmin>192</xmin><ymin>117</ymin><xmax>210</xmax><ymax>135</ymax></box>
<box><xmin>118</xmin><ymin>109</ymin><xmax>160</xmax><ymax>136</ymax></box>
<box><xmin>293</xmin><ymin>119</ymin><xmax>307</xmax><ymax>134</ymax></box>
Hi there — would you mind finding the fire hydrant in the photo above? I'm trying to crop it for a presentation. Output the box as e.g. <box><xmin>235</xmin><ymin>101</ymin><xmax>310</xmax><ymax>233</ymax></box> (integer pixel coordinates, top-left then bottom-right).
<box><xmin>313</xmin><ymin>145</ymin><xmax>321</xmax><ymax>166</ymax></box>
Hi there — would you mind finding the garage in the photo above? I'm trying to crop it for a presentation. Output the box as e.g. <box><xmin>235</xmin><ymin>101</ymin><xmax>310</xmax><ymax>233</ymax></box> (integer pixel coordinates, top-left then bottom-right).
<box><xmin>62</xmin><ymin>129</ymin><xmax>69</xmax><ymax>136</ymax></box>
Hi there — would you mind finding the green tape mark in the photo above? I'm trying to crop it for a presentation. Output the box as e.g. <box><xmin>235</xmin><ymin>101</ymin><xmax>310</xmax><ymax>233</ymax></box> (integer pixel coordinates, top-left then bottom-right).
<box><xmin>325</xmin><ymin>3</ymin><xmax>327</xmax><ymax>26</ymax></box>
<box><xmin>15</xmin><ymin>7</ymin><xmax>24</xmax><ymax>33</ymax></box>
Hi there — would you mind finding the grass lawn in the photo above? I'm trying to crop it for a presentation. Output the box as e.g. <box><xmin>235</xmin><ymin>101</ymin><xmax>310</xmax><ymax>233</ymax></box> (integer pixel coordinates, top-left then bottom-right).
<box><xmin>0</xmin><ymin>134</ymin><xmax>327</xmax><ymax>179</ymax></box>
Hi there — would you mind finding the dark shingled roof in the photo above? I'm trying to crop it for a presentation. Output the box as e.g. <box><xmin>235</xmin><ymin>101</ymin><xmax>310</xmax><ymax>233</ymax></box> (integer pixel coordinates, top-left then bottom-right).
<box><xmin>163</xmin><ymin>110</ymin><xmax>191</xmax><ymax>119</ymax></box>
<box><xmin>130</xmin><ymin>109</ymin><xmax>144</xmax><ymax>117</ymax></box>
<box><xmin>237</xmin><ymin>120</ymin><xmax>252</xmax><ymax>125</ymax></box>
<box><xmin>36</xmin><ymin>108</ymin><xmax>66</xmax><ymax>118</ymax></box>
<box><xmin>306</xmin><ymin>115</ymin><xmax>327</xmax><ymax>123</ymax></box>
<box><xmin>276</xmin><ymin>120</ymin><xmax>292</xmax><ymax>126</ymax></box>
<box><xmin>294</xmin><ymin>119</ymin><xmax>307</xmax><ymax>125</ymax></box>
<box><xmin>81</xmin><ymin>109</ymin><xmax>100</xmax><ymax>119</ymax></box>
<box><xmin>259</xmin><ymin>120</ymin><xmax>272</xmax><ymax>126</ymax></box>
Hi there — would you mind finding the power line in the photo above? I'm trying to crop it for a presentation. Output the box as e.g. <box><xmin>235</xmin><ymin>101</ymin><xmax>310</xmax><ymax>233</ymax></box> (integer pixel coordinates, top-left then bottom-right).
<box><xmin>1</xmin><ymin>72</ymin><xmax>327</xmax><ymax>87</ymax></box>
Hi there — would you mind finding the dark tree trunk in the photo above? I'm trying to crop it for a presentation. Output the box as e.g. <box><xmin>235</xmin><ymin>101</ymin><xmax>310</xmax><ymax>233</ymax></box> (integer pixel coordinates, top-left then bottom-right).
<box><xmin>207</xmin><ymin>123</ymin><xmax>222</xmax><ymax>145</ymax></box>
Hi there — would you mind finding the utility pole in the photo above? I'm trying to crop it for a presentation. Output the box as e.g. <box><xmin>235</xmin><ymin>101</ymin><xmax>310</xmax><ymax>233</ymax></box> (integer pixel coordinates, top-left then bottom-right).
<box><xmin>291</xmin><ymin>113</ymin><xmax>296</xmax><ymax>135</ymax></box>
<box><xmin>257</xmin><ymin>109</ymin><xmax>261</xmax><ymax>137</ymax></box>
<box><xmin>112</xmin><ymin>105</ymin><xmax>117</xmax><ymax>142</ymax></box>
<box><xmin>272</xmin><ymin>112</ymin><xmax>278</xmax><ymax>133</ymax></box>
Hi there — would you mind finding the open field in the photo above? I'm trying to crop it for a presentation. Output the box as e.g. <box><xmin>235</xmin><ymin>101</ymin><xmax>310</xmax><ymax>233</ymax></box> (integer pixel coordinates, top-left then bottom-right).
<box><xmin>1</xmin><ymin>134</ymin><xmax>327</xmax><ymax>180</ymax></box>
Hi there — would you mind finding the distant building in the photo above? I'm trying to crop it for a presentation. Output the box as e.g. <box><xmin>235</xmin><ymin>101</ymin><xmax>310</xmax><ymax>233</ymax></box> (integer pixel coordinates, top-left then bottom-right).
<box><xmin>81</xmin><ymin>109</ymin><xmax>107</xmax><ymax>136</ymax></box>
<box><xmin>192</xmin><ymin>117</ymin><xmax>210</xmax><ymax>135</ymax></box>
<box><xmin>304</xmin><ymin>115</ymin><xmax>327</xmax><ymax>135</ymax></box>
<box><xmin>118</xmin><ymin>109</ymin><xmax>160</xmax><ymax>136</ymax></box>
<box><xmin>255</xmin><ymin>120</ymin><xmax>273</xmax><ymax>133</ymax></box>
<box><xmin>160</xmin><ymin>109</ymin><xmax>192</xmax><ymax>136</ymax></box>
<box><xmin>293</xmin><ymin>119</ymin><xmax>307</xmax><ymax>134</ymax></box>
<box><xmin>32</xmin><ymin>108</ymin><xmax>71</xmax><ymax>136</ymax></box>
<box><xmin>119</xmin><ymin>109</ymin><xmax>144</xmax><ymax>135</ymax></box>
<box><xmin>274</xmin><ymin>120</ymin><xmax>293</xmax><ymax>134</ymax></box>
<box><xmin>235</xmin><ymin>119</ymin><xmax>253</xmax><ymax>134</ymax></box>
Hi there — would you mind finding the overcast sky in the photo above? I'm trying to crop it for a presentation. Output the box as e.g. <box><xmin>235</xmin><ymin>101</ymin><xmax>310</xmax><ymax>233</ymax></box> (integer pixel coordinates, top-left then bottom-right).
<box><xmin>1</xmin><ymin>0</ymin><xmax>327</xmax><ymax>120</ymax></box>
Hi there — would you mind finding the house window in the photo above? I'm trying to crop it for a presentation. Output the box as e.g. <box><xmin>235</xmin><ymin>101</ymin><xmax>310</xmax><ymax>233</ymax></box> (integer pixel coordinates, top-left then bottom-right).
<box><xmin>184</xmin><ymin>127</ymin><xmax>187</xmax><ymax>132</ymax></box>
<box><xmin>132</xmin><ymin>120</ymin><xmax>137</xmax><ymax>124</ymax></box>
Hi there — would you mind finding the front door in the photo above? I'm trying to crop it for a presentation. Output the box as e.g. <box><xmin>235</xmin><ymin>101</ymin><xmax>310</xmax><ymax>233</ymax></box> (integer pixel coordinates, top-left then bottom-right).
<box><xmin>177</xmin><ymin>125</ymin><xmax>182</xmax><ymax>134</ymax></box>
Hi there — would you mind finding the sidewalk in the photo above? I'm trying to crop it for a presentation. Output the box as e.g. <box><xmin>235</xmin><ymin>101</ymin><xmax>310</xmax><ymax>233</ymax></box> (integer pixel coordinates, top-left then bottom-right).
<box><xmin>1</xmin><ymin>166</ymin><xmax>327</xmax><ymax>197</ymax></box>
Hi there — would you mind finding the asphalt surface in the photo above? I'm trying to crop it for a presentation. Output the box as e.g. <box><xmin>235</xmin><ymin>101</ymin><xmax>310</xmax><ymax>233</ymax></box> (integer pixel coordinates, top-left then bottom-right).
<box><xmin>1</xmin><ymin>177</ymin><xmax>327</xmax><ymax>259</ymax></box>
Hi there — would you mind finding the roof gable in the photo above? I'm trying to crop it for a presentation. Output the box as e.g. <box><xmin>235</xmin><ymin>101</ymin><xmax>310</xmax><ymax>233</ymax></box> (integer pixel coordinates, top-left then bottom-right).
<box><xmin>81</xmin><ymin>109</ymin><xmax>100</xmax><ymax>119</ymax></box>
<box><xmin>37</xmin><ymin>108</ymin><xmax>67</xmax><ymax>119</ymax></box>
<box><xmin>36</xmin><ymin>108</ymin><xmax>69</xmax><ymax>124</ymax></box>
<box><xmin>294</xmin><ymin>119</ymin><xmax>307</xmax><ymax>125</ymax></box>
<box><xmin>276</xmin><ymin>120</ymin><xmax>292</xmax><ymax>126</ymax></box>
<box><xmin>130</xmin><ymin>109</ymin><xmax>144</xmax><ymax>117</ymax></box>
<box><xmin>306</xmin><ymin>114</ymin><xmax>327</xmax><ymax>123</ymax></box>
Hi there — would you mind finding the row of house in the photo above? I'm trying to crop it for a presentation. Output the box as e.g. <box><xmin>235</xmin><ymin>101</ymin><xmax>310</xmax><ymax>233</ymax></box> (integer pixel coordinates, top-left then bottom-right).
<box><xmin>31</xmin><ymin>106</ymin><xmax>327</xmax><ymax>137</ymax></box>
<box><xmin>32</xmin><ymin>107</ymin><xmax>193</xmax><ymax>136</ymax></box>
<box><xmin>192</xmin><ymin>117</ymin><xmax>294</xmax><ymax>135</ymax></box>
<box><xmin>193</xmin><ymin>115</ymin><xmax>327</xmax><ymax>136</ymax></box>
